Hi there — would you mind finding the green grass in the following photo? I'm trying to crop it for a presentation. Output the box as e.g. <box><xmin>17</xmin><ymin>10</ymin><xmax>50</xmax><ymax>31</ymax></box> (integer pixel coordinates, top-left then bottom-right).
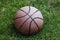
<box><xmin>0</xmin><ymin>0</ymin><xmax>60</xmax><ymax>40</ymax></box>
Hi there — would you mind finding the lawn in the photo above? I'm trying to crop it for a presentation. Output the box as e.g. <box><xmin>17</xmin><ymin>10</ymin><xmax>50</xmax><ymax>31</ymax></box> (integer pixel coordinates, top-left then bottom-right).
<box><xmin>0</xmin><ymin>0</ymin><xmax>60</xmax><ymax>40</ymax></box>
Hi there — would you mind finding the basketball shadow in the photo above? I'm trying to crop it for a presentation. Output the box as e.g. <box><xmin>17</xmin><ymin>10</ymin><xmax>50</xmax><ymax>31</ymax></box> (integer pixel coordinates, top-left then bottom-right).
<box><xmin>8</xmin><ymin>23</ymin><xmax>26</xmax><ymax>37</ymax></box>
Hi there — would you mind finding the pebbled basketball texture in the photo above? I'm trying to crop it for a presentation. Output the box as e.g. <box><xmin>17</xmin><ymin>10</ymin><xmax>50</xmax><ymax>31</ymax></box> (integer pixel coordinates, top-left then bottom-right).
<box><xmin>14</xmin><ymin>6</ymin><xmax>43</xmax><ymax>35</ymax></box>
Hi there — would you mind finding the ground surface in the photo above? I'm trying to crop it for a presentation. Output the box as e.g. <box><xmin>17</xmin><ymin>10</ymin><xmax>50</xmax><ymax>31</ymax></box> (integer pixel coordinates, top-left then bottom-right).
<box><xmin>0</xmin><ymin>0</ymin><xmax>60</xmax><ymax>40</ymax></box>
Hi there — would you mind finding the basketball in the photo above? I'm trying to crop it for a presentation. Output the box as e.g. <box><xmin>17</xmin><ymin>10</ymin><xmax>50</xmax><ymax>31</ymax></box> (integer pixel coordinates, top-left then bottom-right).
<box><xmin>14</xmin><ymin>6</ymin><xmax>43</xmax><ymax>35</ymax></box>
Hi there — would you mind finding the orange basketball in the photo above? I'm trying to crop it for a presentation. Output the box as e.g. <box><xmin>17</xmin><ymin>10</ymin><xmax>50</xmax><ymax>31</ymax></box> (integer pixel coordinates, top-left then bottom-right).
<box><xmin>14</xmin><ymin>6</ymin><xmax>43</xmax><ymax>35</ymax></box>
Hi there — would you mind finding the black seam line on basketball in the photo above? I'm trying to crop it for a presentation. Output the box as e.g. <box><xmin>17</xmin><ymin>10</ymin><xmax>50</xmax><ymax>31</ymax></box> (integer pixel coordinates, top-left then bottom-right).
<box><xmin>28</xmin><ymin>6</ymin><xmax>40</xmax><ymax>32</ymax></box>
<box><xmin>29</xmin><ymin>20</ymin><xmax>37</xmax><ymax>34</ymax></box>
<box><xmin>14</xmin><ymin>15</ymin><xmax>27</xmax><ymax>20</ymax></box>
<box><xmin>18</xmin><ymin>6</ymin><xmax>31</xmax><ymax>30</ymax></box>
<box><xmin>29</xmin><ymin>17</ymin><xmax>43</xmax><ymax>32</ymax></box>
<box><xmin>28</xmin><ymin>20</ymin><xmax>32</xmax><ymax>35</ymax></box>
<box><xmin>18</xmin><ymin>11</ymin><xmax>39</xmax><ymax>31</ymax></box>
<box><xmin>14</xmin><ymin>7</ymin><xmax>31</xmax><ymax>20</ymax></box>
<box><xmin>14</xmin><ymin>9</ymin><xmax>38</xmax><ymax>20</ymax></box>
<box><xmin>28</xmin><ymin>6</ymin><xmax>31</xmax><ymax>35</ymax></box>
<box><xmin>20</xmin><ymin>9</ymin><xmax>27</xmax><ymax>14</ymax></box>
<box><xmin>29</xmin><ymin>15</ymin><xmax>40</xmax><ymax>30</ymax></box>
<box><xmin>33</xmin><ymin>17</ymin><xmax>43</xmax><ymax>20</ymax></box>
<box><xmin>33</xmin><ymin>17</ymin><xmax>43</xmax><ymax>19</ymax></box>
<box><xmin>14</xmin><ymin>9</ymin><xmax>29</xmax><ymax>20</ymax></box>
<box><xmin>28</xmin><ymin>6</ymin><xmax>30</xmax><ymax>13</ymax></box>
<box><xmin>28</xmin><ymin>6</ymin><xmax>39</xmax><ymax>35</ymax></box>
<box><xmin>18</xmin><ymin>9</ymin><xmax>39</xmax><ymax>30</ymax></box>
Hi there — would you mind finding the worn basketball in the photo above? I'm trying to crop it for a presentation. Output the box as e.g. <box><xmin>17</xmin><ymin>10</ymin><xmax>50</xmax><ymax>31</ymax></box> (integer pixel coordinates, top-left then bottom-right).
<box><xmin>14</xmin><ymin>6</ymin><xmax>43</xmax><ymax>35</ymax></box>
